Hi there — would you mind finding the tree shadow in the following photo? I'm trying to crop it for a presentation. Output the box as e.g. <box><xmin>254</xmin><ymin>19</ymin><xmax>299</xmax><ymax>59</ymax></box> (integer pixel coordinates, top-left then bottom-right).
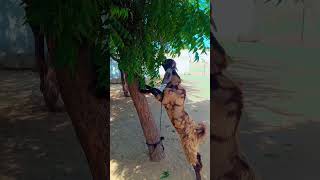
<box><xmin>0</xmin><ymin>70</ymin><xmax>90</xmax><ymax>180</ymax></box>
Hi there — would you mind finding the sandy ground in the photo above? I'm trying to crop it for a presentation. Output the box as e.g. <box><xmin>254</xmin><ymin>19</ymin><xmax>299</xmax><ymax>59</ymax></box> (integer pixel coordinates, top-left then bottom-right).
<box><xmin>110</xmin><ymin>72</ymin><xmax>210</xmax><ymax>180</ymax></box>
<box><xmin>224</xmin><ymin>42</ymin><xmax>320</xmax><ymax>180</ymax></box>
<box><xmin>0</xmin><ymin>70</ymin><xmax>91</xmax><ymax>180</ymax></box>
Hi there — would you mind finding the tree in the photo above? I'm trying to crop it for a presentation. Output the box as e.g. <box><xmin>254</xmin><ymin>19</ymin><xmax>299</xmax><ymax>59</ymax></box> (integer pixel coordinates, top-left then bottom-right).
<box><xmin>120</xmin><ymin>70</ymin><xmax>130</xmax><ymax>97</ymax></box>
<box><xmin>110</xmin><ymin>0</ymin><xmax>210</xmax><ymax>161</ymax></box>
<box><xmin>22</xmin><ymin>0</ymin><xmax>62</xmax><ymax>112</ymax></box>
<box><xmin>23</xmin><ymin>0</ymin><xmax>209</xmax><ymax>179</ymax></box>
<box><xmin>30</xmin><ymin>25</ymin><xmax>62</xmax><ymax>112</ymax></box>
<box><xmin>23</xmin><ymin>0</ymin><xmax>109</xmax><ymax>179</ymax></box>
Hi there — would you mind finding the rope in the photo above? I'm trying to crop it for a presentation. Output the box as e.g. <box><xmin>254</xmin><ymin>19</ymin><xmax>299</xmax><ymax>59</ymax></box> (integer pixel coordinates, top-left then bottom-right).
<box><xmin>145</xmin><ymin>94</ymin><xmax>165</xmax><ymax>150</ymax></box>
<box><xmin>159</xmin><ymin>96</ymin><xmax>164</xmax><ymax>149</ymax></box>
<box><xmin>160</xmin><ymin>102</ymin><xmax>163</xmax><ymax>135</ymax></box>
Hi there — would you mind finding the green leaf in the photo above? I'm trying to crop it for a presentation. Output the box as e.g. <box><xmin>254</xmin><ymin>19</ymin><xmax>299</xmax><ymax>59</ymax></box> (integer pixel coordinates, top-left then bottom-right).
<box><xmin>194</xmin><ymin>51</ymin><xmax>200</xmax><ymax>62</ymax></box>
<box><xmin>160</xmin><ymin>171</ymin><xmax>170</xmax><ymax>179</ymax></box>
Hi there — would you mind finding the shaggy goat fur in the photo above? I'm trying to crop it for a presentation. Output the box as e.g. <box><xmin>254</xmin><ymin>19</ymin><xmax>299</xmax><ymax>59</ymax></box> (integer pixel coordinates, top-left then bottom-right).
<box><xmin>154</xmin><ymin>74</ymin><xmax>207</xmax><ymax>166</ymax></box>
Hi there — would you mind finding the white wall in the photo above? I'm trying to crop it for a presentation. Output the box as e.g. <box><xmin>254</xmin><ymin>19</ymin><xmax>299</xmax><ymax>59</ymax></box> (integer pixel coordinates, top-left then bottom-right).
<box><xmin>213</xmin><ymin>0</ymin><xmax>320</xmax><ymax>47</ymax></box>
<box><xmin>0</xmin><ymin>0</ymin><xmax>36</xmax><ymax>69</ymax></box>
<box><xmin>0</xmin><ymin>0</ymin><xmax>34</xmax><ymax>55</ymax></box>
<box><xmin>160</xmin><ymin>50</ymin><xmax>210</xmax><ymax>75</ymax></box>
<box><xmin>213</xmin><ymin>0</ymin><xmax>256</xmax><ymax>42</ymax></box>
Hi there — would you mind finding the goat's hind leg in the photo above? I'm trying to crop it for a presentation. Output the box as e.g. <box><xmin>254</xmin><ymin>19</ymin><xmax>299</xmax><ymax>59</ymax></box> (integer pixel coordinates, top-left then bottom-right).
<box><xmin>193</xmin><ymin>152</ymin><xmax>203</xmax><ymax>180</ymax></box>
<box><xmin>185</xmin><ymin>143</ymin><xmax>202</xmax><ymax>180</ymax></box>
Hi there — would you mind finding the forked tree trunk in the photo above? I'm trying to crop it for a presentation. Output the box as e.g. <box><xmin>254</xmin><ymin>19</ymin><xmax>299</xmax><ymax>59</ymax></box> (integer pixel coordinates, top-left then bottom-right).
<box><xmin>127</xmin><ymin>80</ymin><xmax>165</xmax><ymax>161</ymax></box>
<box><xmin>31</xmin><ymin>25</ymin><xmax>61</xmax><ymax>112</ymax></box>
<box><xmin>211</xmin><ymin>2</ymin><xmax>256</xmax><ymax>179</ymax></box>
<box><xmin>120</xmin><ymin>70</ymin><xmax>130</xmax><ymax>97</ymax></box>
<box><xmin>47</xmin><ymin>40</ymin><xmax>109</xmax><ymax>179</ymax></box>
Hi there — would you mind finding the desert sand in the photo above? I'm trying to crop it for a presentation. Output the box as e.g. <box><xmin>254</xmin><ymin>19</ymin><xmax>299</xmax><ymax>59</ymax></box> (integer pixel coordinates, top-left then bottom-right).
<box><xmin>110</xmin><ymin>71</ymin><xmax>210</xmax><ymax>180</ymax></box>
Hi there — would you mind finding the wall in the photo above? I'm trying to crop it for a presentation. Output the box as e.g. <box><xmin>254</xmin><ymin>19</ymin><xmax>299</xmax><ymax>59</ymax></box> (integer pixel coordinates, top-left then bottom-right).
<box><xmin>213</xmin><ymin>0</ymin><xmax>320</xmax><ymax>47</ymax></box>
<box><xmin>0</xmin><ymin>0</ymin><xmax>35</xmax><ymax>69</ymax></box>
<box><xmin>110</xmin><ymin>59</ymin><xmax>121</xmax><ymax>83</ymax></box>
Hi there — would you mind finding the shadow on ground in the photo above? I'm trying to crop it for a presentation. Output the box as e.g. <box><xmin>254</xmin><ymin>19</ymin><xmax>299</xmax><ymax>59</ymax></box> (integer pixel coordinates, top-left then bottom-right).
<box><xmin>0</xmin><ymin>70</ymin><xmax>90</xmax><ymax>180</ymax></box>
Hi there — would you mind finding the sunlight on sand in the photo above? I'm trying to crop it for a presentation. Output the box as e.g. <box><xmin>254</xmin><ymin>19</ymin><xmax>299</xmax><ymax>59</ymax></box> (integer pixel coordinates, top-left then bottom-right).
<box><xmin>110</xmin><ymin>160</ymin><xmax>143</xmax><ymax>180</ymax></box>
<box><xmin>110</xmin><ymin>160</ymin><xmax>122</xmax><ymax>180</ymax></box>
<box><xmin>0</xmin><ymin>175</ymin><xmax>16</xmax><ymax>180</ymax></box>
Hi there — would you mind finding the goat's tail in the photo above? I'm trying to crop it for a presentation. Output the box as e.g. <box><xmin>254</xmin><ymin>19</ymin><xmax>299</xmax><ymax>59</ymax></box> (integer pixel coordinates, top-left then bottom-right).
<box><xmin>195</xmin><ymin>122</ymin><xmax>207</xmax><ymax>143</ymax></box>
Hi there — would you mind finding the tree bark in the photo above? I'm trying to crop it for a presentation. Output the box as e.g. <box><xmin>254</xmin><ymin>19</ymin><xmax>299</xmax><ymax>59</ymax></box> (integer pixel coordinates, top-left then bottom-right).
<box><xmin>127</xmin><ymin>80</ymin><xmax>165</xmax><ymax>161</ymax></box>
<box><xmin>31</xmin><ymin>25</ymin><xmax>61</xmax><ymax>112</ymax></box>
<box><xmin>120</xmin><ymin>70</ymin><xmax>130</xmax><ymax>97</ymax></box>
<box><xmin>47</xmin><ymin>40</ymin><xmax>109</xmax><ymax>180</ymax></box>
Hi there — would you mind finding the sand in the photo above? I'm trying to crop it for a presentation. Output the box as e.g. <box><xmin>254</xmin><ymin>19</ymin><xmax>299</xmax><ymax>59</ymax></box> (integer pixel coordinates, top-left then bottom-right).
<box><xmin>225</xmin><ymin>43</ymin><xmax>320</xmax><ymax>180</ymax></box>
<box><xmin>110</xmin><ymin>73</ymin><xmax>210</xmax><ymax>180</ymax></box>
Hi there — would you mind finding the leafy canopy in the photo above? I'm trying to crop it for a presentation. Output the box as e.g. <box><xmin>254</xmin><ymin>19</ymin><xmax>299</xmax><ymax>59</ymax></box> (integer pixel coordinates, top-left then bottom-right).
<box><xmin>23</xmin><ymin>0</ymin><xmax>209</xmax><ymax>88</ymax></box>
<box><xmin>23</xmin><ymin>0</ymin><xmax>110</xmax><ymax>90</ymax></box>
<box><xmin>110</xmin><ymin>0</ymin><xmax>210</xmax><ymax>85</ymax></box>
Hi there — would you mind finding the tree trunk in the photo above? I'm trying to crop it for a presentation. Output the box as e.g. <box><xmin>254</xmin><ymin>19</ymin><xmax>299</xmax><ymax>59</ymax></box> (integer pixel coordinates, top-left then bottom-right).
<box><xmin>120</xmin><ymin>70</ymin><xmax>130</xmax><ymax>97</ymax></box>
<box><xmin>127</xmin><ymin>80</ymin><xmax>165</xmax><ymax>161</ymax></box>
<box><xmin>31</xmin><ymin>26</ymin><xmax>47</xmax><ymax>78</ymax></box>
<box><xmin>211</xmin><ymin>3</ymin><xmax>257</xmax><ymax>178</ymax></box>
<box><xmin>31</xmin><ymin>25</ymin><xmax>61</xmax><ymax>112</ymax></box>
<box><xmin>47</xmin><ymin>40</ymin><xmax>109</xmax><ymax>180</ymax></box>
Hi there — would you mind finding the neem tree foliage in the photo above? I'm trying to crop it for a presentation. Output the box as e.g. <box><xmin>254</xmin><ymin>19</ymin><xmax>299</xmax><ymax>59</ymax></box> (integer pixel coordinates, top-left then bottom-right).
<box><xmin>23</xmin><ymin>0</ymin><xmax>110</xmax><ymax>93</ymax></box>
<box><xmin>23</xmin><ymin>0</ymin><xmax>209</xmax><ymax>88</ymax></box>
<box><xmin>110</xmin><ymin>0</ymin><xmax>210</xmax><ymax>85</ymax></box>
